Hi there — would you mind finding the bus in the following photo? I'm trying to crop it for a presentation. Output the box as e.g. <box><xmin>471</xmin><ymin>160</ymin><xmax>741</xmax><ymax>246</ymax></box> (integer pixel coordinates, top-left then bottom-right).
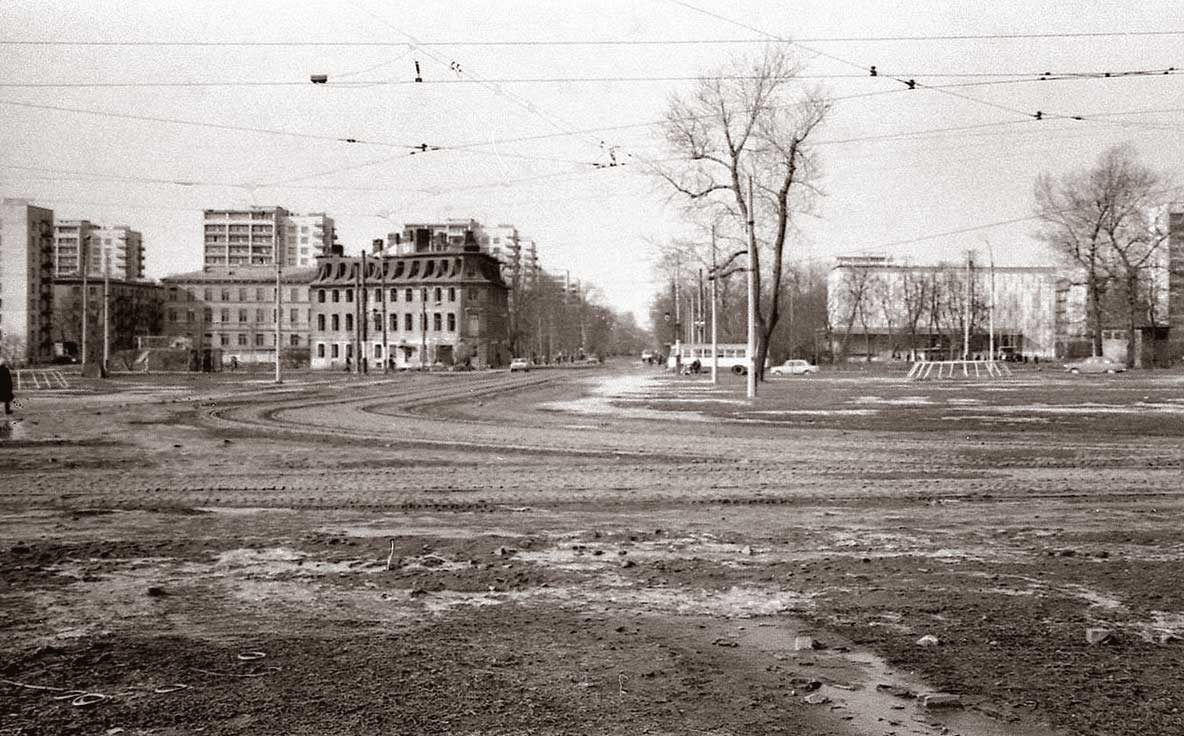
<box><xmin>666</xmin><ymin>343</ymin><xmax>757</xmax><ymax>374</ymax></box>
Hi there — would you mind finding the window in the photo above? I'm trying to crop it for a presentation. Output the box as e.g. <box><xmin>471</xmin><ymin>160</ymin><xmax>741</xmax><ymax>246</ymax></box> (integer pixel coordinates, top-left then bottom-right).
<box><xmin>390</xmin><ymin>313</ymin><xmax>398</xmax><ymax>331</ymax></box>
<box><xmin>238</xmin><ymin>333</ymin><xmax>248</xmax><ymax>346</ymax></box>
<box><xmin>239</xmin><ymin>288</ymin><xmax>247</xmax><ymax>301</ymax></box>
<box><xmin>318</xmin><ymin>290</ymin><xmax>326</xmax><ymax>303</ymax></box>
<box><xmin>346</xmin><ymin>344</ymin><xmax>353</xmax><ymax>358</ymax></box>
<box><xmin>345</xmin><ymin>289</ymin><xmax>353</xmax><ymax>303</ymax></box>
<box><xmin>447</xmin><ymin>313</ymin><xmax>456</xmax><ymax>331</ymax></box>
<box><xmin>289</xmin><ymin>308</ymin><xmax>298</xmax><ymax>324</ymax></box>
<box><xmin>331</xmin><ymin>314</ymin><xmax>340</xmax><ymax>331</ymax></box>
<box><xmin>331</xmin><ymin>343</ymin><xmax>339</xmax><ymax>358</ymax></box>
<box><xmin>374</xmin><ymin>289</ymin><xmax>383</xmax><ymax>303</ymax></box>
<box><xmin>290</xmin><ymin>334</ymin><xmax>300</xmax><ymax>347</ymax></box>
<box><xmin>448</xmin><ymin>287</ymin><xmax>456</xmax><ymax>302</ymax></box>
<box><xmin>220</xmin><ymin>334</ymin><xmax>229</xmax><ymax>346</ymax></box>
<box><xmin>390</xmin><ymin>289</ymin><xmax>398</xmax><ymax>302</ymax></box>
<box><xmin>405</xmin><ymin>288</ymin><xmax>413</xmax><ymax>301</ymax></box>
<box><xmin>345</xmin><ymin>313</ymin><xmax>353</xmax><ymax>331</ymax></box>
<box><xmin>204</xmin><ymin>288</ymin><xmax>213</xmax><ymax>301</ymax></box>
<box><xmin>317</xmin><ymin>343</ymin><xmax>325</xmax><ymax>358</ymax></box>
<box><xmin>433</xmin><ymin>313</ymin><xmax>442</xmax><ymax>331</ymax></box>
<box><xmin>434</xmin><ymin>287</ymin><xmax>442</xmax><ymax>302</ymax></box>
<box><xmin>374</xmin><ymin>344</ymin><xmax>383</xmax><ymax>359</ymax></box>
<box><xmin>317</xmin><ymin>314</ymin><xmax>326</xmax><ymax>331</ymax></box>
<box><xmin>332</xmin><ymin>289</ymin><xmax>340</xmax><ymax>303</ymax></box>
<box><xmin>168</xmin><ymin>309</ymin><xmax>177</xmax><ymax>322</ymax></box>
<box><xmin>290</xmin><ymin>288</ymin><xmax>299</xmax><ymax>302</ymax></box>
<box><xmin>221</xmin><ymin>288</ymin><xmax>230</xmax><ymax>301</ymax></box>
<box><xmin>373</xmin><ymin>313</ymin><xmax>382</xmax><ymax>332</ymax></box>
<box><xmin>404</xmin><ymin>313</ymin><xmax>413</xmax><ymax>331</ymax></box>
<box><xmin>255</xmin><ymin>288</ymin><xmax>265</xmax><ymax>301</ymax></box>
<box><xmin>255</xmin><ymin>333</ymin><xmax>264</xmax><ymax>347</ymax></box>
<box><xmin>203</xmin><ymin>308</ymin><xmax>212</xmax><ymax>322</ymax></box>
<box><xmin>256</xmin><ymin>309</ymin><xmax>265</xmax><ymax>323</ymax></box>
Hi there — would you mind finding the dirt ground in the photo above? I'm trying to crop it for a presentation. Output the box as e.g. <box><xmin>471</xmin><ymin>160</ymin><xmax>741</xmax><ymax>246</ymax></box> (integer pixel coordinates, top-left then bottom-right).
<box><xmin>2</xmin><ymin>362</ymin><xmax>1183</xmax><ymax>735</ymax></box>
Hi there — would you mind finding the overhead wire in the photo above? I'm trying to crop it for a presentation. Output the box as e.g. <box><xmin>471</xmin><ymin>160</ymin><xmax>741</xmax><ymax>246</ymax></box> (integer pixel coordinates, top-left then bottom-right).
<box><xmin>1</xmin><ymin>68</ymin><xmax>1179</xmax><ymax>88</ymax></box>
<box><xmin>4</xmin><ymin>30</ymin><xmax>1184</xmax><ymax>46</ymax></box>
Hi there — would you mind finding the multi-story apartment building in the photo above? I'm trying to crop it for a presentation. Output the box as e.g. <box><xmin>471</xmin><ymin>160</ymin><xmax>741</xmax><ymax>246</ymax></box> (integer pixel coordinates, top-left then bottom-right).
<box><xmin>388</xmin><ymin>218</ymin><xmax>487</xmax><ymax>255</ymax></box>
<box><xmin>309</xmin><ymin>238</ymin><xmax>510</xmax><ymax>370</ymax></box>
<box><xmin>0</xmin><ymin>199</ymin><xmax>55</xmax><ymax>364</ymax></box>
<box><xmin>54</xmin><ymin>221</ymin><xmax>144</xmax><ymax>281</ymax></box>
<box><xmin>53</xmin><ymin>219</ymin><xmax>97</xmax><ymax>277</ymax></box>
<box><xmin>203</xmin><ymin>207</ymin><xmax>291</xmax><ymax>268</ymax></box>
<box><xmin>90</xmin><ymin>225</ymin><xmax>145</xmax><ymax>281</ymax></box>
<box><xmin>284</xmin><ymin>213</ymin><xmax>335</xmax><ymax>268</ymax></box>
<box><xmin>161</xmin><ymin>265</ymin><xmax>316</xmax><ymax>365</ymax></box>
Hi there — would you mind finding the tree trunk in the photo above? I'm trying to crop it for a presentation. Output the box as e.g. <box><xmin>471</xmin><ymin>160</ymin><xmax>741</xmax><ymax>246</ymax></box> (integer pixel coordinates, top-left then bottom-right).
<box><xmin>1089</xmin><ymin>275</ymin><xmax>1104</xmax><ymax>357</ymax></box>
<box><xmin>1126</xmin><ymin>274</ymin><xmax>1139</xmax><ymax>368</ymax></box>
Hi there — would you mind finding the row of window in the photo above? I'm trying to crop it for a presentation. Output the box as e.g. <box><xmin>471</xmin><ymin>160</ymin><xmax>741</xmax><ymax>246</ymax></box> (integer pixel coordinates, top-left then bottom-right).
<box><xmin>315</xmin><ymin>312</ymin><xmax>457</xmax><ymax>333</ymax></box>
<box><xmin>315</xmin><ymin>286</ymin><xmax>470</xmax><ymax>304</ymax></box>
<box><xmin>168</xmin><ymin>287</ymin><xmax>305</xmax><ymax>303</ymax></box>
<box><xmin>314</xmin><ymin>343</ymin><xmax>406</xmax><ymax>360</ymax></box>
<box><xmin>169</xmin><ymin>308</ymin><xmax>307</xmax><ymax>324</ymax></box>
<box><xmin>214</xmin><ymin>333</ymin><xmax>301</xmax><ymax>347</ymax></box>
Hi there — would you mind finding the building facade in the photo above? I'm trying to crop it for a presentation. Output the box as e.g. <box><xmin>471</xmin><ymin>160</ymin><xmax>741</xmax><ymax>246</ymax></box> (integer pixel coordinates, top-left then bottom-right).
<box><xmin>284</xmin><ymin>213</ymin><xmax>335</xmax><ymax>268</ymax></box>
<box><xmin>53</xmin><ymin>219</ymin><xmax>97</xmax><ymax>278</ymax></box>
<box><xmin>161</xmin><ymin>265</ymin><xmax>316</xmax><ymax>366</ymax></box>
<box><xmin>826</xmin><ymin>256</ymin><xmax>1061</xmax><ymax>361</ymax></box>
<box><xmin>309</xmin><ymin>241</ymin><xmax>510</xmax><ymax>370</ymax></box>
<box><xmin>54</xmin><ymin>220</ymin><xmax>144</xmax><ymax>281</ymax></box>
<box><xmin>389</xmin><ymin>219</ymin><xmax>487</xmax><ymax>255</ymax></box>
<box><xmin>203</xmin><ymin>207</ymin><xmax>291</xmax><ymax>268</ymax></box>
<box><xmin>1170</xmin><ymin>207</ymin><xmax>1184</xmax><ymax>362</ymax></box>
<box><xmin>0</xmin><ymin>200</ymin><xmax>55</xmax><ymax>364</ymax></box>
<box><xmin>50</xmin><ymin>277</ymin><xmax>166</xmax><ymax>362</ymax></box>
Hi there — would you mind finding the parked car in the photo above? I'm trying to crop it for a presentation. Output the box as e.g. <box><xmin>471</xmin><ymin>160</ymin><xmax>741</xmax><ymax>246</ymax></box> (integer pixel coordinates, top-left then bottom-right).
<box><xmin>509</xmin><ymin>358</ymin><xmax>531</xmax><ymax>372</ymax></box>
<box><xmin>1064</xmin><ymin>356</ymin><xmax>1126</xmax><ymax>374</ymax></box>
<box><xmin>769</xmin><ymin>359</ymin><xmax>819</xmax><ymax>376</ymax></box>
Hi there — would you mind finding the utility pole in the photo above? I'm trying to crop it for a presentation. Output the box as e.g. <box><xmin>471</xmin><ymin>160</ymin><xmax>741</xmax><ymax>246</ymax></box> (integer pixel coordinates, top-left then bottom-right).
<box><xmin>962</xmin><ymin>251</ymin><xmax>973</xmax><ymax>360</ymax></box>
<box><xmin>674</xmin><ymin>257</ymin><xmax>682</xmax><ymax>371</ymax></box>
<box><xmin>80</xmin><ymin>235</ymin><xmax>88</xmax><ymax>367</ymax></box>
<box><xmin>379</xmin><ymin>242</ymin><xmax>389</xmax><ymax>373</ymax></box>
<box><xmin>746</xmin><ymin>175</ymin><xmax>757</xmax><ymax>400</ymax></box>
<box><xmin>274</xmin><ymin>259</ymin><xmax>282</xmax><ymax>384</ymax></box>
<box><xmin>987</xmin><ymin>240</ymin><xmax>996</xmax><ymax>360</ymax></box>
<box><xmin>360</xmin><ymin>250</ymin><xmax>369</xmax><ymax>374</ymax></box>
<box><xmin>102</xmin><ymin>246</ymin><xmax>110</xmax><ymax>377</ymax></box>
<box><xmin>420</xmin><ymin>286</ymin><xmax>428</xmax><ymax>369</ymax></box>
<box><xmin>710</xmin><ymin>225</ymin><xmax>719</xmax><ymax>385</ymax></box>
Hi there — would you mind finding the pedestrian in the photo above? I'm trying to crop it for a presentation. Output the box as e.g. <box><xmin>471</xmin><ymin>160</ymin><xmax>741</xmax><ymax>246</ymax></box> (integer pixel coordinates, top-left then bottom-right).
<box><xmin>0</xmin><ymin>357</ymin><xmax>14</xmax><ymax>416</ymax></box>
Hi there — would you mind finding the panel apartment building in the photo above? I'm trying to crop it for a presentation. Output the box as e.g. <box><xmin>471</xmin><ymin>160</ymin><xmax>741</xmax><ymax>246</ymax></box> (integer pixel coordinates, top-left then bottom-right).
<box><xmin>54</xmin><ymin>220</ymin><xmax>144</xmax><ymax>281</ymax></box>
<box><xmin>0</xmin><ymin>199</ymin><xmax>55</xmax><ymax>364</ymax></box>
<box><xmin>203</xmin><ymin>207</ymin><xmax>335</xmax><ymax>269</ymax></box>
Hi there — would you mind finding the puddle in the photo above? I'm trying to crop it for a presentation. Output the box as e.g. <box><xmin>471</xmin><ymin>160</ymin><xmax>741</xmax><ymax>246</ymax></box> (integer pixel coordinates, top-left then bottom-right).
<box><xmin>737</xmin><ymin>622</ymin><xmax>1063</xmax><ymax>736</ymax></box>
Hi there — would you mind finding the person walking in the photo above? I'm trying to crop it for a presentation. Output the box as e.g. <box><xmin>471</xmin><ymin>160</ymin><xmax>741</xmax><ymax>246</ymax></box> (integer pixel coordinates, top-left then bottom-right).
<box><xmin>0</xmin><ymin>357</ymin><xmax>14</xmax><ymax>415</ymax></box>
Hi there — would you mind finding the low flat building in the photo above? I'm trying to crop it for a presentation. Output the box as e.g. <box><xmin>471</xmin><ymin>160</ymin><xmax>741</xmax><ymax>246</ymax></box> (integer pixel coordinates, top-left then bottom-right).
<box><xmin>309</xmin><ymin>239</ymin><xmax>510</xmax><ymax>370</ymax></box>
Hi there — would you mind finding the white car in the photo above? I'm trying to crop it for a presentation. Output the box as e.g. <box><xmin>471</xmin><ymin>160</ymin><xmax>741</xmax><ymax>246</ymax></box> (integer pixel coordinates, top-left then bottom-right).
<box><xmin>509</xmin><ymin>358</ymin><xmax>531</xmax><ymax>372</ymax></box>
<box><xmin>769</xmin><ymin>359</ymin><xmax>818</xmax><ymax>376</ymax></box>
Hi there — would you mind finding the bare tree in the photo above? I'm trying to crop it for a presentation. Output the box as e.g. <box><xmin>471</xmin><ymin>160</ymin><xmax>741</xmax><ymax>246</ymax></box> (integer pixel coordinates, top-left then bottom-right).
<box><xmin>1034</xmin><ymin>145</ymin><xmax>1171</xmax><ymax>360</ymax></box>
<box><xmin>654</xmin><ymin>47</ymin><xmax>830</xmax><ymax>380</ymax></box>
<box><xmin>898</xmin><ymin>266</ymin><xmax>931</xmax><ymax>360</ymax></box>
<box><xmin>829</xmin><ymin>265</ymin><xmax>873</xmax><ymax>362</ymax></box>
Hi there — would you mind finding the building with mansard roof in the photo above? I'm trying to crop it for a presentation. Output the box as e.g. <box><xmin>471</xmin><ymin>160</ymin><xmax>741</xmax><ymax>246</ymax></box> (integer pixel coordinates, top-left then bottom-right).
<box><xmin>309</xmin><ymin>238</ymin><xmax>510</xmax><ymax>370</ymax></box>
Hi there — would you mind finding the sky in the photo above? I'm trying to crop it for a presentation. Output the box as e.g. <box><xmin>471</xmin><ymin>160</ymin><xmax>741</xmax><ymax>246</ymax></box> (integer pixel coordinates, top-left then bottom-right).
<box><xmin>2</xmin><ymin>1</ymin><xmax>1183</xmax><ymax>328</ymax></box>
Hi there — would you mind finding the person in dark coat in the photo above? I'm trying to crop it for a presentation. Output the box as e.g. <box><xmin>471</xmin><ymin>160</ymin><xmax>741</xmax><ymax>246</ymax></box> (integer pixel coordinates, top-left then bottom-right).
<box><xmin>0</xmin><ymin>357</ymin><xmax>14</xmax><ymax>415</ymax></box>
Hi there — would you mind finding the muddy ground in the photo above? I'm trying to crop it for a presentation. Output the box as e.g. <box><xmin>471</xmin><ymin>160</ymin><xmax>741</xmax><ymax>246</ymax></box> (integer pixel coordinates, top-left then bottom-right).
<box><xmin>2</xmin><ymin>363</ymin><xmax>1183</xmax><ymax>735</ymax></box>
